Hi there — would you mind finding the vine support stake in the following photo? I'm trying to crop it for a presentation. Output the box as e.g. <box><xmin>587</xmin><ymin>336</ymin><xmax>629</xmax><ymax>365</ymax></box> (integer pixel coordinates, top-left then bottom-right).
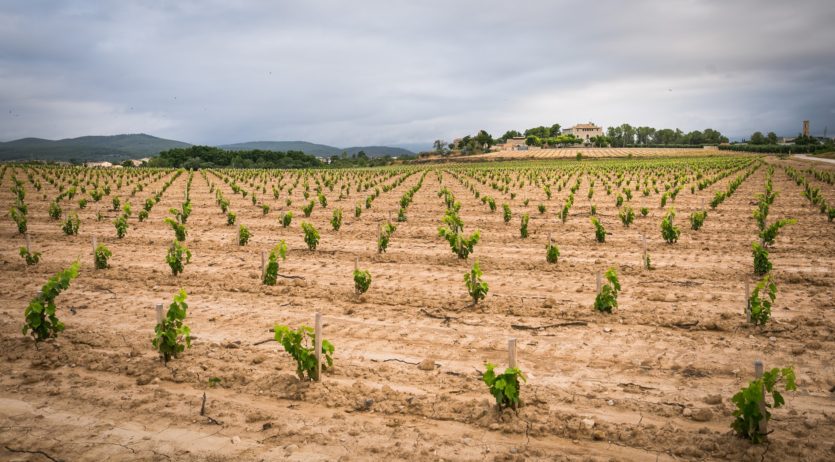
<box><xmin>754</xmin><ymin>359</ymin><xmax>767</xmax><ymax>435</ymax></box>
<box><xmin>25</xmin><ymin>232</ymin><xmax>31</xmax><ymax>253</ymax></box>
<box><xmin>744</xmin><ymin>280</ymin><xmax>751</xmax><ymax>323</ymax></box>
<box><xmin>91</xmin><ymin>236</ymin><xmax>97</xmax><ymax>266</ymax></box>
<box><xmin>260</xmin><ymin>251</ymin><xmax>266</xmax><ymax>280</ymax></box>
<box><xmin>508</xmin><ymin>337</ymin><xmax>517</xmax><ymax>369</ymax></box>
<box><xmin>596</xmin><ymin>271</ymin><xmax>602</xmax><ymax>294</ymax></box>
<box><xmin>314</xmin><ymin>312</ymin><xmax>323</xmax><ymax>382</ymax></box>
<box><xmin>154</xmin><ymin>303</ymin><xmax>165</xmax><ymax>363</ymax></box>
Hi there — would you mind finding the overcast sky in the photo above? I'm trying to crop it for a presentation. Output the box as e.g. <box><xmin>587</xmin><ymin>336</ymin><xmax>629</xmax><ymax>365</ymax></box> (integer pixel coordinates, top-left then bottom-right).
<box><xmin>2</xmin><ymin>0</ymin><xmax>834</xmax><ymax>148</ymax></box>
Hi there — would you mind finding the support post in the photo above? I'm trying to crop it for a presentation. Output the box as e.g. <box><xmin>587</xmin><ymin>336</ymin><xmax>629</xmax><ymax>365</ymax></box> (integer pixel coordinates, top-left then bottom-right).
<box><xmin>596</xmin><ymin>271</ymin><xmax>602</xmax><ymax>294</ymax></box>
<box><xmin>92</xmin><ymin>236</ymin><xmax>97</xmax><ymax>266</ymax></box>
<box><xmin>314</xmin><ymin>312</ymin><xmax>323</xmax><ymax>381</ymax></box>
<box><xmin>25</xmin><ymin>232</ymin><xmax>31</xmax><ymax>253</ymax></box>
<box><xmin>508</xmin><ymin>338</ymin><xmax>517</xmax><ymax>369</ymax></box>
<box><xmin>745</xmin><ymin>280</ymin><xmax>751</xmax><ymax>323</ymax></box>
<box><xmin>260</xmin><ymin>251</ymin><xmax>266</xmax><ymax>280</ymax></box>
<box><xmin>155</xmin><ymin>303</ymin><xmax>165</xmax><ymax>362</ymax></box>
<box><xmin>754</xmin><ymin>360</ymin><xmax>767</xmax><ymax>435</ymax></box>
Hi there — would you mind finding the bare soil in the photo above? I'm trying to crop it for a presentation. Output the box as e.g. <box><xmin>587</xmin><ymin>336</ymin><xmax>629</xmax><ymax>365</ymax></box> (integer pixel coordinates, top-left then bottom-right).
<box><xmin>1</xmin><ymin>157</ymin><xmax>834</xmax><ymax>461</ymax></box>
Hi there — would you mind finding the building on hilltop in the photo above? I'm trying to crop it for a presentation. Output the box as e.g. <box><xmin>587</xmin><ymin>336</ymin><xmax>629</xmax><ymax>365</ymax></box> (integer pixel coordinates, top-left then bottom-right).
<box><xmin>502</xmin><ymin>136</ymin><xmax>528</xmax><ymax>151</ymax></box>
<box><xmin>562</xmin><ymin>122</ymin><xmax>603</xmax><ymax>144</ymax></box>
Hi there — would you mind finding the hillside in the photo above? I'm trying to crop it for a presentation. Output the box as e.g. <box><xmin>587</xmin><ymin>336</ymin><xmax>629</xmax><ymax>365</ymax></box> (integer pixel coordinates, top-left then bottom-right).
<box><xmin>220</xmin><ymin>141</ymin><xmax>414</xmax><ymax>158</ymax></box>
<box><xmin>218</xmin><ymin>141</ymin><xmax>342</xmax><ymax>157</ymax></box>
<box><xmin>0</xmin><ymin>134</ymin><xmax>191</xmax><ymax>162</ymax></box>
<box><xmin>0</xmin><ymin>134</ymin><xmax>415</xmax><ymax>162</ymax></box>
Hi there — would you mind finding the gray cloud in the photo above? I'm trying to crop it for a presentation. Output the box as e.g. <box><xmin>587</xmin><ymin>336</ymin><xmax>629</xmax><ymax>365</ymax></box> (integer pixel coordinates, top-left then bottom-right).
<box><xmin>2</xmin><ymin>0</ymin><xmax>834</xmax><ymax>148</ymax></box>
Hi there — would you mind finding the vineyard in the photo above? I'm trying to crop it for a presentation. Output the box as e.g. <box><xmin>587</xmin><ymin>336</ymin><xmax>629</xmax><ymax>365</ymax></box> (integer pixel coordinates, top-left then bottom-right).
<box><xmin>1</xmin><ymin>155</ymin><xmax>834</xmax><ymax>461</ymax></box>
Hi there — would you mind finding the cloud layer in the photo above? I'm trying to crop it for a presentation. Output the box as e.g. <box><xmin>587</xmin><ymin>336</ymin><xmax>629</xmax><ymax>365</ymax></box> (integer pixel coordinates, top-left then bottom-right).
<box><xmin>2</xmin><ymin>0</ymin><xmax>834</xmax><ymax>147</ymax></box>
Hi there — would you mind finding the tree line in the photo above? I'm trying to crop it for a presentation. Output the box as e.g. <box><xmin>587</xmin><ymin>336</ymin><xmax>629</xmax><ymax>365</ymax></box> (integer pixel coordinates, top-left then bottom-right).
<box><xmin>148</xmin><ymin>146</ymin><xmax>323</xmax><ymax>169</ymax></box>
<box><xmin>435</xmin><ymin>123</ymin><xmax>731</xmax><ymax>155</ymax></box>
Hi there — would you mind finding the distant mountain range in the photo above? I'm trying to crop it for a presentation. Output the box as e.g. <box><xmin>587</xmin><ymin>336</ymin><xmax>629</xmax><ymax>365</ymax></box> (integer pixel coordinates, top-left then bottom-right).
<box><xmin>218</xmin><ymin>141</ymin><xmax>414</xmax><ymax>158</ymax></box>
<box><xmin>0</xmin><ymin>133</ymin><xmax>416</xmax><ymax>162</ymax></box>
<box><xmin>0</xmin><ymin>134</ymin><xmax>191</xmax><ymax>162</ymax></box>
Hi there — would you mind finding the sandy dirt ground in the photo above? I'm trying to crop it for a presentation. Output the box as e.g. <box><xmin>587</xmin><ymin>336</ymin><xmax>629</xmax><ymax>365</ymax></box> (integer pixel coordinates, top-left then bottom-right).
<box><xmin>1</xmin><ymin>156</ymin><xmax>834</xmax><ymax>461</ymax></box>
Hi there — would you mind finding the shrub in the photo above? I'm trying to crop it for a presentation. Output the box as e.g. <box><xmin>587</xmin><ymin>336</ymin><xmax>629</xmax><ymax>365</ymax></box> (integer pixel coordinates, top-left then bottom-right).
<box><xmin>10</xmin><ymin>207</ymin><xmax>27</xmax><ymax>234</ymax></box>
<box><xmin>660</xmin><ymin>208</ymin><xmax>680</xmax><ymax>243</ymax></box>
<box><xmin>318</xmin><ymin>192</ymin><xmax>328</xmax><ymax>208</ymax></box>
<box><xmin>545</xmin><ymin>242</ymin><xmax>559</xmax><ymax>264</ymax></box>
<box><xmin>749</xmin><ymin>274</ymin><xmax>776</xmax><ymax>326</ymax></box>
<box><xmin>640</xmin><ymin>207</ymin><xmax>649</xmax><ymax>217</ymax></box>
<box><xmin>690</xmin><ymin>210</ymin><xmax>707</xmax><ymax>230</ymax></box>
<box><xmin>303</xmin><ymin>200</ymin><xmax>315</xmax><ymax>217</ymax></box>
<box><xmin>162</xmin><ymin>217</ymin><xmax>185</xmax><ymax>243</ymax></box>
<box><xmin>274</xmin><ymin>324</ymin><xmax>334</xmax><ymax>381</ymax></box>
<box><xmin>166</xmin><ymin>240</ymin><xmax>191</xmax><ymax>275</ymax></box>
<box><xmin>591</xmin><ymin>217</ymin><xmax>606</xmax><ymax>243</ymax></box>
<box><xmin>482</xmin><ymin>363</ymin><xmax>526</xmax><ymax>410</ymax></box>
<box><xmin>282</xmin><ymin>211</ymin><xmax>293</xmax><ymax>228</ymax></box>
<box><xmin>238</xmin><ymin>224</ymin><xmax>251</xmax><ymax>246</ymax></box>
<box><xmin>502</xmin><ymin>203</ymin><xmax>511</xmax><ymax>223</ymax></box>
<box><xmin>62</xmin><ymin>212</ymin><xmax>80</xmax><ymax>235</ymax></box>
<box><xmin>331</xmin><ymin>208</ymin><xmax>343</xmax><ymax>231</ymax></box>
<box><xmin>464</xmin><ymin>259</ymin><xmax>489</xmax><ymax>304</ymax></box>
<box><xmin>112</xmin><ymin>196</ymin><xmax>121</xmax><ymax>211</ymax></box>
<box><xmin>94</xmin><ymin>243</ymin><xmax>112</xmax><ymax>269</ymax></box>
<box><xmin>152</xmin><ymin>289</ymin><xmax>192</xmax><ymax>363</ymax></box>
<box><xmin>752</xmin><ymin>242</ymin><xmax>772</xmax><ymax>276</ymax></box>
<box><xmin>594</xmin><ymin>267</ymin><xmax>620</xmax><ymax>313</ymax></box>
<box><xmin>438</xmin><ymin>207</ymin><xmax>480</xmax><ymax>259</ymax></box>
<box><xmin>48</xmin><ymin>201</ymin><xmax>62</xmax><ymax>220</ymax></box>
<box><xmin>22</xmin><ymin>262</ymin><xmax>79</xmax><ymax>342</ymax></box>
<box><xmin>226</xmin><ymin>211</ymin><xmax>237</xmax><ymax>225</ymax></box>
<box><xmin>301</xmin><ymin>221</ymin><xmax>320</xmax><ymax>250</ymax></box>
<box><xmin>760</xmin><ymin>218</ymin><xmax>796</xmax><ymax>248</ymax></box>
<box><xmin>354</xmin><ymin>204</ymin><xmax>362</xmax><ymax>218</ymax></box>
<box><xmin>261</xmin><ymin>204</ymin><xmax>270</xmax><ymax>215</ymax></box>
<box><xmin>619</xmin><ymin>206</ymin><xmax>635</xmax><ymax>227</ymax></box>
<box><xmin>262</xmin><ymin>241</ymin><xmax>287</xmax><ymax>286</ymax></box>
<box><xmin>138</xmin><ymin>210</ymin><xmax>149</xmax><ymax>222</ymax></box>
<box><xmin>19</xmin><ymin>247</ymin><xmax>41</xmax><ymax>266</ymax></box>
<box><xmin>112</xmin><ymin>214</ymin><xmax>128</xmax><ymax>238</ymax></box>
<box><xmin>377</xmin><ymin>221</ymin><xmax>396</xmax><ymax>253</ymax></box>
<box><xmin>731</xmin><ymin>366</ymin><xmax>796</xmax><ymax>443</ymax></box>
<box><xmin>520</xmin><ymin>213</ymin><xmax>529</xmax><ymax>238</ymax></box>
<box><xmin>537</xmin><ymin>204</ymin><xmax>545</xmax><ymax>214</ymax></box>
<box><xmin>354</xmin><ymin>268</ymin><xmax>372</xmax><ymax>295</ymax></box>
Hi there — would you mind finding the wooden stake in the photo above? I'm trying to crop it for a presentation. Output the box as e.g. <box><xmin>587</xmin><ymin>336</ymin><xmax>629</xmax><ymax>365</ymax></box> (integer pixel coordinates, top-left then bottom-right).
<box><xmin>744</xmin><ymin>280</ymin><xmax>751</xmax><ymax>323</ymax></box>
<box><xmin>24</xmin><ymin>232</ymin><xmax>31</xmax><ymax>253</ymax></box>
<box><xmin>92</xmin><ymin>236</ymin><xmax>97</xmax><ymax>265</ymax></box>
<box><xmin>596</xmin><ymin>271</ymin><xmax>602</xmax><ymax>294</ymax></box>
<box><xmin>314</xmin><ymin>312</ymin><xmax>323</xmax><ymax>382</ymax></box>
<box><xmin>508</xmin><ymin>338</ymin><xmax>517</xmax><ymax>369</ymax></box>
<box><xmin>260</xmin><ymin>251</ymin><xmax>266</xmax><ymax>280</ymax></box>
<box><xmin>155</xmin><ymin>303</ymin><xmax>165</xmax><ymax>362</ymax></box>
<box><xmin>354</xmin><ymin>257</ymin><xmax>358</xmax><ymax>271</ymax></box>
<box><xmin>754</xmin><ymin>360</ymin><xmax>767</xmax><ymax>435</ymax></box>
<box><xmin>155</xmin><ymin>303</ymin><xmax>164</xmax><ymax>325</ymax></box>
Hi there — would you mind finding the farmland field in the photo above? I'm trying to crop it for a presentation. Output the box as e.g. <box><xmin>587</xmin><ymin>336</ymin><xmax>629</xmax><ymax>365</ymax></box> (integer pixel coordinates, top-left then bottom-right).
<box><xmin>1</xmin><ymin>156</ymin><xmax>835</xmax><ymax>461</ymax></box>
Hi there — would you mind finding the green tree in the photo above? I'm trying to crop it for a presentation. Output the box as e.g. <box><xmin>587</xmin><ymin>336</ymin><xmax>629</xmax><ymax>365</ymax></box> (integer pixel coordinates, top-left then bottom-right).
<box><xmin>766</xmin><ymin>132</ymin><xmax>778</xmax><ymax>144</ymax></box>
<box><xmin>750</xmin><ymin>131</ymin><xmax>766</xmax><ymax>145</ymax></box>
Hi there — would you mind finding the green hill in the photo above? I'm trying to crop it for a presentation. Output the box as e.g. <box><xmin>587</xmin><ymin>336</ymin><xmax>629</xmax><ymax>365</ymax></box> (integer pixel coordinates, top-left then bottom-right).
<box><xmin>0</xmin><ymin>134</ymin><xmax>415</xmax><ymax>163</ymax></box>
<box><xmin>219</xmin><ymin>141</ymin><xmax>342</xmax><ymax>157</ymax></box>
<box><xmin>221</xmin><ymin>141</ymin><xmax>414</xmax><ymax>158</ymax></box>
<box><xmin>0</xmin><ymin>134</ymin><xmax>192</xmax><ymax>162</ymax></box>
